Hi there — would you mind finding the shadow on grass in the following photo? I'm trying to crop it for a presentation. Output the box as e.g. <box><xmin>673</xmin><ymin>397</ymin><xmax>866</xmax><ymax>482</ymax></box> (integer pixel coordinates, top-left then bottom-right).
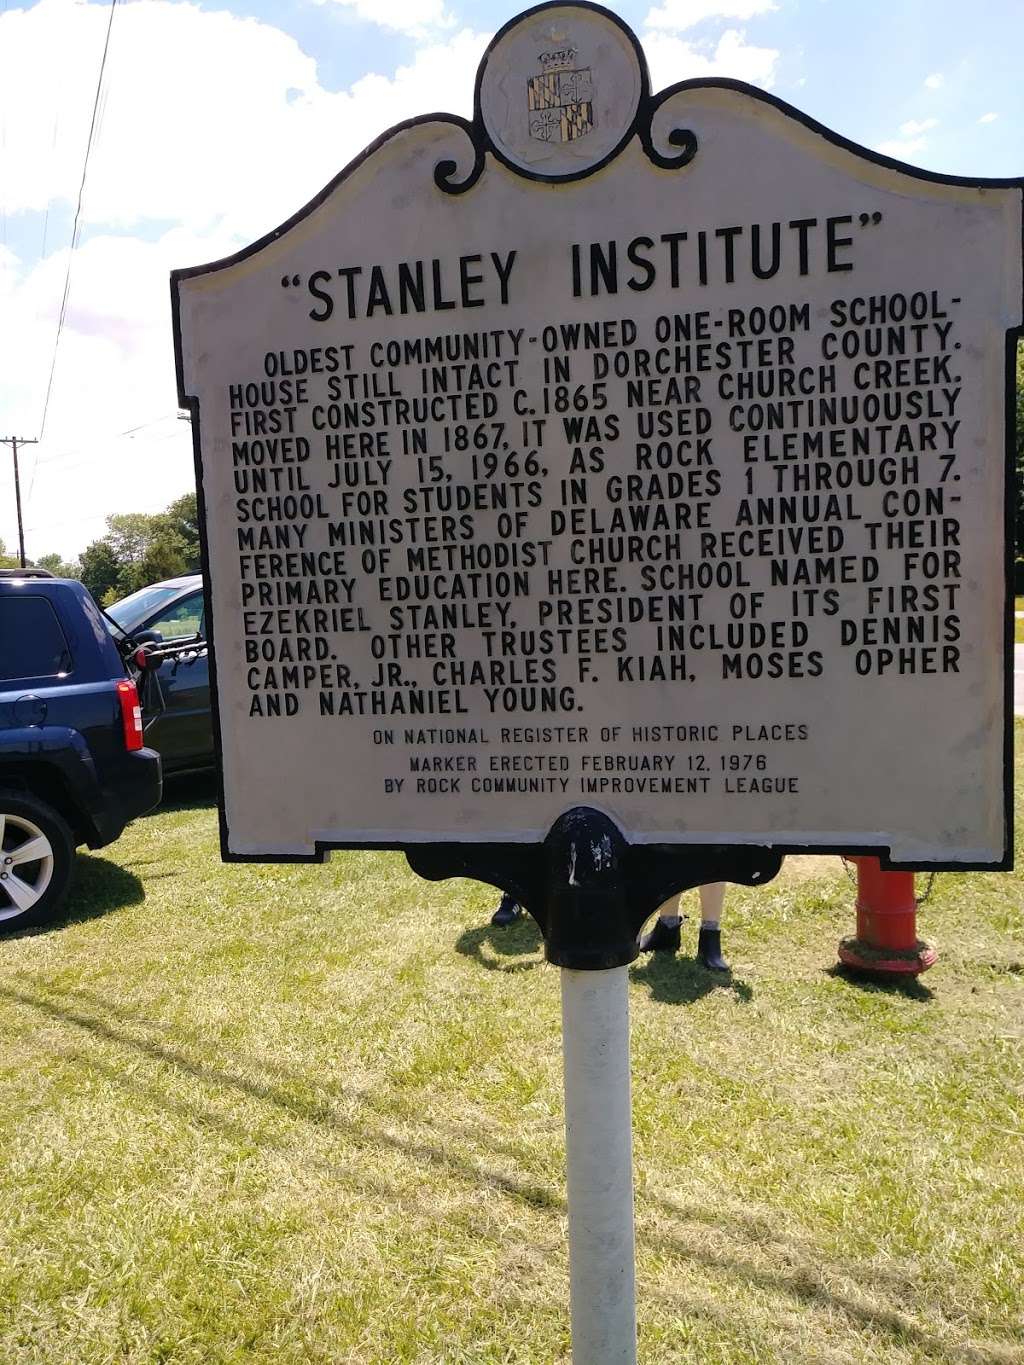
<box><xmin>2</xmin><ymin>976</ymin><xmax>1014</xmax><ymax>1361</ymax></box>
<box><xmin>826</xmin><ymin>964</ymin><xmax>935</xmax><ymax>1002</ymax></box>
<box><xmin>0</xmin><ymin>979</ymin><xmax>561</xmax><ymax>1214</ymax></box>
<box><xmin>631</xmin><ymin>953</ymin><xmax>753</xmax><ymax>1005</ymax></box>
<box><xmin>3</xmin><ymin>854</ymin><xmax>144</xmax><ymax>939</ymax></box>
<box><xmin>454</xmin><ymin>914</ymin><xmax>544</xmax><ymax>972</ymax></box>
<box><xmin>645</xmin><ymin>1222</ymin><xmax>1004</xmax><ymax>1364</ymax></box>
<box><xmin>454</xmin><ymin>917</ymin><xmax>756</xmax><ymax>1002</ymax></box>
<box><xmin>642</xmin><ymin>1192</ymin><xmax>1013</xmax><ymax>1362</ymax></box>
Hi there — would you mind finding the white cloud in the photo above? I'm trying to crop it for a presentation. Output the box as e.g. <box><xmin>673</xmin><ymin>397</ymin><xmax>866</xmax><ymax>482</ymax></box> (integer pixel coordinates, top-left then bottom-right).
<box><xmin>0</xmin><ymin>0</ymin><xmax>487</xmax><ymax>236</ymax></box>
<box><xmin>923</xmin><ymin>72</ymin><xmax>943</xmax><ymax>89</ymax></box>
<box><xmin>645</xmin><ymin>0</ymin><xmax>777</xmax><ymax>30</ymax></box>
<box><xmin>0</xmin><ymin>245</ymin><xmax>19</xmax><ymax>294</ymax></box>
<box><xmin>2</xmin><ymin>226</ymin><xmax>242</xmax><ymax>559</ymax></box>
<box><xmin>0</xmin><ymin>0</ymin><xmax>484</xmax><ymax>235</ymax></box>
<box><xmin>877</xmin><ymin>136</ymin><xmax>928</xmax><ymax>161</ymax></box>
<box><xmin>643</xmin><ymin>27</ymin><xmax>780</xmax><ymax>90</ymax></box>
<box><xmin>898</xmin><ymin>117</ymin><xmax>938</xmax><ymax>137</ymax></box>
<box><xmin>978</xmin><ymin>111</ymin><xmax>998</xmax><ymax>124</ymax></box>
<box><xmin>0</xmin><ymin>0</ymin><xmax>491</xmax><ymax>559</ymax></box>
<box><xmin>876</xmin><ymin>116</ymin><xmax>939</xmax><ymax>164</ymax></box>
<box><xmin>318</xmin><ymin>0</ymin><xmax>455</xmax><ymax>39</ymax></box>
<box><xmin>2</xmin><ymin>0</ymin><xmax>320</xmax><ymax>226</ymax></box>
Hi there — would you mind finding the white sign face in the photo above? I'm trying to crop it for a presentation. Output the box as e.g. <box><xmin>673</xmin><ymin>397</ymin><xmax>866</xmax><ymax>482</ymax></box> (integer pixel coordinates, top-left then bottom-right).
<box><xmin>174</xmin><ymin>4</ymin><xmax>1022</xmax><ymax>867</ymax></box>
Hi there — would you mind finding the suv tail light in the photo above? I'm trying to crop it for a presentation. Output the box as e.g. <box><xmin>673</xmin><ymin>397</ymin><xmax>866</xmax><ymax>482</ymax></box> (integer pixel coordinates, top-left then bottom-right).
<box><xmin>116</xmin><ymin>679</ymin><xmax>144</xmax><ymax>751</ymax></box>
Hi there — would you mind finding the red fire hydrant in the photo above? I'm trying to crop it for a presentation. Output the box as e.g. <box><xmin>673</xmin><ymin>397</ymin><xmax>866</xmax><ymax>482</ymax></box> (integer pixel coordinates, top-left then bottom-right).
<box><xmin>837</xmin><ymin>856</ymin><xmax>937</xmax><ymax>976</ymax></box>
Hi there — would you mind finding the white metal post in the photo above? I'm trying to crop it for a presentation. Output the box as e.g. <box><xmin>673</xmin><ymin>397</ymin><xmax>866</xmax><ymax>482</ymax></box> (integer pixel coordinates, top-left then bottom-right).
<box><xmin>560</xmin><ymin>965</ymin><xmax>637</xmax><ymax>1364</ymax></box>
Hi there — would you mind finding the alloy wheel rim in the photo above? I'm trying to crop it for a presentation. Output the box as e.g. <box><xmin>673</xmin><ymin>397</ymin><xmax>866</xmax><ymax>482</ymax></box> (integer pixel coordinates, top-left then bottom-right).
<box><xmin>0</xmin><ymin>813</ymin><xmax>55</xmax><ymax>920</ymax></box>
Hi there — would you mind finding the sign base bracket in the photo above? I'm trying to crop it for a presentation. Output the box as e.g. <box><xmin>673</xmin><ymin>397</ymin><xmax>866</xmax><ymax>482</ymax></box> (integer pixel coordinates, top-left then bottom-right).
<box><xmin>407</xmin><ymin>807</ymin><xmax>784</xmax><ymax>969</ymax></box>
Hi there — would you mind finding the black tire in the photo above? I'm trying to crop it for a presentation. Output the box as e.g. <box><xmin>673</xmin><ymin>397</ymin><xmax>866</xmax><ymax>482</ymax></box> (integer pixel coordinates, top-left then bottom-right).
<box><xmin>0</xmin><ymin>789</ymin><xmax>75</xmax><ymax>933</ymax></box>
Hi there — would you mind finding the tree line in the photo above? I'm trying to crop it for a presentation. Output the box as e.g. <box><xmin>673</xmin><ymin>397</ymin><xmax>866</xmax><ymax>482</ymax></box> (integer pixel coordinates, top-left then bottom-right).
<box><xmin>0</xmin><ymin>492</ymin><xmax>201</xmax><ymax>605</ymax></box>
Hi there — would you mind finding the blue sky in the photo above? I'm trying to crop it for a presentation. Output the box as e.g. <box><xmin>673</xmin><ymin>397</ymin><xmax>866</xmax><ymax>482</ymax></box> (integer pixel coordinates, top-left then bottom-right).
<box><xmin>122</xmin><ymin>0</ymin><xmax>1023</xmax><ymax>173</ymax></box>
<box><xmin>0</xmin><ymin>0</ymin><xmax>1021</xmax><ymax>560</ymax></box>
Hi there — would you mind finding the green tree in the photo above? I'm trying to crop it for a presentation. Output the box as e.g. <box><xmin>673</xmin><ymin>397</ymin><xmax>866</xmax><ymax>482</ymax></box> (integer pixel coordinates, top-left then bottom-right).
<box><xmin>105</xmin><ymin>513</ymin><xmax>158</xmax><ymax>572</ymax></box>
<box><xmin>78</xmin><ymin>539</ymin><xmax>122</xmax><ymax>603</ymax></box>
<box><xmin>136</xmin><ymin>533</ymin><xmax>187</xmax><ymax>588</ymax></box>
<box><xmin>159</xmin><ymin>492</ymin><xmax>200</xmax><ymax>570</ymax></box>
<box><xmin>61</xmin><ymin>488</ymin><xmax>199</xmax><ymax>604</ymax></box>
<box><xmin>0</xmin><ymin>539</ymin><xmax>19</xmax><ymax>570</ymax></box>
<box><xmin>34</xmin><ymin>552</ymin><xmax>81</xmax><ymax>579</ymax></box>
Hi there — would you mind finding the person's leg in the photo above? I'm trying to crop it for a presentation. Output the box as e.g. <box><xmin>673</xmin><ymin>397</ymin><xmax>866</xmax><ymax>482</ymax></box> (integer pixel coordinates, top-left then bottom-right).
<box><xmin>638</xmin><ymin>892</ymin><xmax>683</xmax><ymax>953</ymax></box>
<box><xmin>491</xmin><ymin>891</ymin><xmax>522</xmax><ymax>926</ymax></box>
<box><xmin>696</xmin><ymin>882</ymin><xmax>729</xmax><ymax>970</ymax></box>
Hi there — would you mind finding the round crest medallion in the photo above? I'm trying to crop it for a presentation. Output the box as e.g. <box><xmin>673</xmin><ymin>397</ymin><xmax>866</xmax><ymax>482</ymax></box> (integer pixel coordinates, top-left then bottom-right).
<box><xmin>477</xmin><ymin>3</ymin><xmax>645</xmax><ymax>182</ymax></box>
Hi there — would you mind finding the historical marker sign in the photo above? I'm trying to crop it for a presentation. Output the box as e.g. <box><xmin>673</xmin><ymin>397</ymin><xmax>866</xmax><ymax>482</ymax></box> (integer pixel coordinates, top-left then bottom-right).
<box><xmin>173</xmin><ymin>3</ymin><xmax>1022</xmax><ymax>867</ymax></box>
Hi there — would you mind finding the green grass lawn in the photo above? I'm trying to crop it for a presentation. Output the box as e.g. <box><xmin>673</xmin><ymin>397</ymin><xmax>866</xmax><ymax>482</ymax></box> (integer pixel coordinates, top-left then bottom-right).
<box><xmin>1</xmin><ymin>742</ymin><xmax>1022</xmax><ymax>1364</ymax></box>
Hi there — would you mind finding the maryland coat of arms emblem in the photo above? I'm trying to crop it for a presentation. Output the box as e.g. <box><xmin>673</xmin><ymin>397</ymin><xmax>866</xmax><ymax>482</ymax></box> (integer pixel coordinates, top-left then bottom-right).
<box><xmin>527</xmin><ymin>45</ymin><xmax>595</xmax><ymax>144</ymax></box>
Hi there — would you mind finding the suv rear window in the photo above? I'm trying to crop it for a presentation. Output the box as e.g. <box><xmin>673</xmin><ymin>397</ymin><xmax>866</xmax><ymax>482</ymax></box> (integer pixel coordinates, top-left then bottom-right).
<box><xmin>0</xmin><ymin>596</ymin><xmax>73</xmax><ymax>681</ymax></box>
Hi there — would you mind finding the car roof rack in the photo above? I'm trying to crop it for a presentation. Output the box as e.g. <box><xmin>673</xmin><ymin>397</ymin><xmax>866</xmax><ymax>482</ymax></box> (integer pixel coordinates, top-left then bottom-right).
<box><xmin>0</xmin><ymin>567</ymin><xmax>56</xmax><ymax>578</ymax></box>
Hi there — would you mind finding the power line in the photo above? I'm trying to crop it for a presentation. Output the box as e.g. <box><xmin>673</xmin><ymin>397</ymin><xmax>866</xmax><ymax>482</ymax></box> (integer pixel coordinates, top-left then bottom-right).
<box><xmin>27</xmin><ymin>431</ymin><xmax>187</xmax><ymax>483</ymax></box>
<box><xmin>40</xmin><ymin>115</ymin><xmax>59</xmax><ymax>262</ymax></box>
<box><xmin>29</xmin><ymin>412</ymin><xmax>181</xmax><ymax>476</ymax></box>
<box><xmin>19</xmin><ymin>413</ymin><xmax>190</xmax><ymax>539</ymax></box>
<box><xmin>0</xmin><ymin>0</ymin><xmax>8</xmax><ymax>252</ymax></box>
<box><xmin>24</xmin><ymin>488</ymin><xmax>192</xmax><ymax>538</ymax></box>
<box><xmin>24</xmin><ymin>509</ymin><xmax>112</xmax><ymax>535</ymax></box>
<box><xmin>23</xmin><ymin>412</ymin><xmax>184</xmax><ymax>520</ymax></box>
<box><xmin>37</xmin><ymin>0</ymin><xmax>119</xmax><ymax>440</ymax></box>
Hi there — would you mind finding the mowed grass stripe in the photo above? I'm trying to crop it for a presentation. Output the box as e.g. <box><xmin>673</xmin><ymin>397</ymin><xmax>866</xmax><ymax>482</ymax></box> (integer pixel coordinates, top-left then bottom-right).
<box><xmin>0</xmin><ymin>743</ymin><xmax>1021</xmax><ymax>1363</ymax></box>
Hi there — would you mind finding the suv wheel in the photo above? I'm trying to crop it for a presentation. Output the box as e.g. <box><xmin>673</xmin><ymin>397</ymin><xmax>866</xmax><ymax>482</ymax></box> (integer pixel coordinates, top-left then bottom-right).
<box><xmin>0</xmin><ymin>791</ymin><xmax>74</xmax><ymax>932</ymax></box>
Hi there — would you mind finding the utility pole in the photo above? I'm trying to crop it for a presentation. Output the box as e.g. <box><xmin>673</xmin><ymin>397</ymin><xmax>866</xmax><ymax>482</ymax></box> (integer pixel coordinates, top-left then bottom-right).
<box><xmin>1</xmin><ymin>437</ymin><xmax>38</xmax><ymax>567</ymax></box>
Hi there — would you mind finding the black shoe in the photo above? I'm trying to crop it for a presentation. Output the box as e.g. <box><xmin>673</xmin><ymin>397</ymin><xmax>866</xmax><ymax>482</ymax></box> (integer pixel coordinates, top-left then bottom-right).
<box><xmin>639</xmin><ymin>916</ymin><xmax>681</xmax><ymax>953</ymax></box>
<box><xmin>491</xmin><ymin>894</ymin><xmax>522</xmax><ymax>927</ymax></box>
<box><xmin>697</xmin><ymin>926</ymin><xmax>730</xmax><ymax>972</ymax></box>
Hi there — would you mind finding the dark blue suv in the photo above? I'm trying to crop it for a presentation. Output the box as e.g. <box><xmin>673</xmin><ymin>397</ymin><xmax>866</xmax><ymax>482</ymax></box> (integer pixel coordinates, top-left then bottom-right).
<box><xmin>0</xmin><ymin>570</ymin><xmax>162</xmax><ymax>931</ymax></box>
